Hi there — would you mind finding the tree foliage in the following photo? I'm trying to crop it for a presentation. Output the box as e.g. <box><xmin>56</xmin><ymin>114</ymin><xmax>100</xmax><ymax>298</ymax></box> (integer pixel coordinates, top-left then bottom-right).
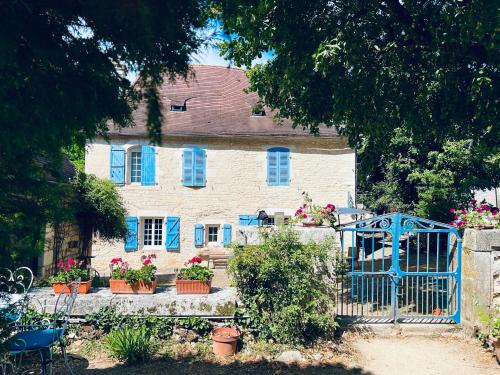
<box><xmin>228</xmin><ymin>226</ymin><xmax>340</xmax><ymax>344</ymax></box>
<box><xmin>72</xmin><ymin>173</ymin><xmax>128</xmax><ymax>255</ymax></box>
<box><xmin>215</xmin><ymin>0</ymin><xmax>499</xmax><ymax>221</ymax></box>
<box><xmin>0</xmin><ymin>1</ymin><xmax>209</xmax><ymax>264</ymax></box>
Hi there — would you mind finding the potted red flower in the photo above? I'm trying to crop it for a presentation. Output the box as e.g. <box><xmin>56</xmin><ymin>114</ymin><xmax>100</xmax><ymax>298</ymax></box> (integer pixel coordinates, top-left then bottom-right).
<box><xmin>50</xmin><ymin>258</ymin><xmax>91</xmax><ymax>294</ymax></box>
<box><xmin>176</xmin><ymin>257</ymin><xmax>214</xmax><ymax>294</ymax></box>
<box><xmin>109</xmin><ymin>254</ymin><xmax>157</xmax><ymax>294</ymax></box>
<box><xmin>293</xmin><ymin>192</ymin><xmax>337</xmax><ymax>227</ymax></box>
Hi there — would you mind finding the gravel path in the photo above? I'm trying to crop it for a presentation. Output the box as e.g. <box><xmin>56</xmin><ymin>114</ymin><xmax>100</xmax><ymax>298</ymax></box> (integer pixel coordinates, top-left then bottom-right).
<box><xmin>354</xmin><ymin>336</ymin><xmax>498</xmax><ymax>375</ymax></box>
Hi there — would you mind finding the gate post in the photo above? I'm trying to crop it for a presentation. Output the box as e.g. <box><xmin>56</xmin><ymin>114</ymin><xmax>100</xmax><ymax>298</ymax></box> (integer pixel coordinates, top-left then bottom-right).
<box><xmin>390</xmin><ymin>213</ymin><xmax>402</xmax><ymax>322</ymax></box>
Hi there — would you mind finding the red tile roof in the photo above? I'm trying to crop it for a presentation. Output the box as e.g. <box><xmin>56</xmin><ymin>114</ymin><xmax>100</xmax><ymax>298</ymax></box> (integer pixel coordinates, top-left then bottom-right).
<box><xmin>109</xmin><ymin>65</ymin><xmax>338</xmax><ymax>138</ymax></box>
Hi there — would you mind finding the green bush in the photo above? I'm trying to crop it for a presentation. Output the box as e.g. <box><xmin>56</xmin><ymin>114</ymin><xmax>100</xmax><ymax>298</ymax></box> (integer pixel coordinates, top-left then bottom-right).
<box><xmin>228</xmin><ymin>226</ymin><xmax>343</xmax><ymax>345</ymax></box>
<box><xmin>105</xmin><ymin>326</ymin><xmax>155</xmax><ymax>364</ymax></box>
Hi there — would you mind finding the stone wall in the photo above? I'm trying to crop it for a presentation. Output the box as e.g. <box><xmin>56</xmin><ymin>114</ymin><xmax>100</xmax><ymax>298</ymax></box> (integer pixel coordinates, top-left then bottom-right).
<box><xmin>461</xmin><ymin>229</ymin><xmax>500</xmax><ymax>335</ymax></box>
<box><xmin>41</xmin><ymin>222</ymin><xmax>82</xmax><ymax>278</ymax></box>
<box><xmin>85</xmin><ymin>135</ymin><xmax>355</xmax><ymax>277</ymax></box>
<box><xmin>236</xmin><ymin>225</ymin><xmax>338</xmax><ymax>246</ymax></box>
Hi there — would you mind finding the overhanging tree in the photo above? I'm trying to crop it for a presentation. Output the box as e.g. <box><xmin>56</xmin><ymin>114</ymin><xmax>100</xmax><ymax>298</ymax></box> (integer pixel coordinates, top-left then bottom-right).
<box><xmin>214</xmin><ymin>0</ymin><xmax>499</xmax><ymax>221</ymax></box>
<box><xmin>0</xmin><ymin>1</ymin><xmax>209</xmax><ymax>265</ymax></box>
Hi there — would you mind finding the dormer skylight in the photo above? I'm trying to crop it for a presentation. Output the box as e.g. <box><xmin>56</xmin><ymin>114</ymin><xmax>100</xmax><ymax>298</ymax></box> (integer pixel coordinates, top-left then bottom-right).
<box><xmin>252</xmin><ymin>109</ymin><xmax>266</xmax><ymax>116</ymax></box>
<box><xmin>170</xmin><ymin>104</ymin><xmax>186</xmax><ymax>112</ymax></box>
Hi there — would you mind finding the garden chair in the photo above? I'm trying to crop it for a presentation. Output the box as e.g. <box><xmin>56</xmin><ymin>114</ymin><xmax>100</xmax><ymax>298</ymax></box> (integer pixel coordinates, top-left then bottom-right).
<box><xmin>4</xmin><ymin>280</ymin><xmax>80</xmax><ymax>375</ymax></box>
<box><xmin>0</xmin><ymin>267</ymin><xmax>34</xmax><ymax>323</ymax></box>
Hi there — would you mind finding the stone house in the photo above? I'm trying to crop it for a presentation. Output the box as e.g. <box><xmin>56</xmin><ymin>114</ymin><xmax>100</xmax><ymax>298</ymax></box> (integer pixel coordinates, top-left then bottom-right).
<box><xmin>85</xmin><ymin>65</ymin><xmax>355</xmax><ymax>276</ymax></box>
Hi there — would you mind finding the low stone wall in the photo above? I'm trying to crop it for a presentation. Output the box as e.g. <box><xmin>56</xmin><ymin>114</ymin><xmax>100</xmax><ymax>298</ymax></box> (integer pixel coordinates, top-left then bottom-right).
<box><xmin>461</xmin><ymin>229</ymin><xmax>500</xmax><ymax>335</ymax></box>
<box><xmin>29</xmin><ymin>287</ymin><xmax>238</xmax><ymax>317</ymax></box>
<box><xmin>235</xmin><ymin>225</ymin><xmax>337</xmax><ymax>246</ymax></box>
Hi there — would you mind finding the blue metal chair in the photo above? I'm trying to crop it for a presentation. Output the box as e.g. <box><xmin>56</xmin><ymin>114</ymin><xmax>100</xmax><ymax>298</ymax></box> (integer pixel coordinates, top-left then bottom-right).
<box><xmin>0</xmin><ymin>267</ymin><xmax>34</xmax><ymax>374</ymax></box>
<box><xmin>4</xmin><ymin>280</ymin><xmax>80</xmax><ymax>375</ymax></box>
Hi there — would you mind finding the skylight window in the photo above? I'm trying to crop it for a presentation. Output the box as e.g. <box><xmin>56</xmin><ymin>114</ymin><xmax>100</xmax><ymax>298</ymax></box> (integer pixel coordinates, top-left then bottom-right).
<box><xmin>252</xmin><ymin>109</ymin><xmax>266</xmax><ymax>116</ymax></box>
<box><xmin>170</xmin><ymin>104</ymin><xmax>186</xmax><ymax>112</ymax></box>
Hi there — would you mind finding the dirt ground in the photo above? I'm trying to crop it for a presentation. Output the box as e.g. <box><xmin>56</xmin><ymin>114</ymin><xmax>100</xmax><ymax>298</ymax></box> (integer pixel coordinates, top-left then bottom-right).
<box><xmin>354</xmin><ymin>336</ymin><xmax>498</xmax><ymax>375</ymax></box>
<box><xmin>14</xmin><ymin>334</ymin><xmax>499</xmax><ymax>374</ymax></box>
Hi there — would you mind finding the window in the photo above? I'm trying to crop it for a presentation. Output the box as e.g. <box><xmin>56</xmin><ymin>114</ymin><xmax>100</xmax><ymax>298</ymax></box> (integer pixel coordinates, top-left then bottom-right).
<box><xmin>207</xmin><ymin>225</ymin><xmax>219</xmax><ymax>243</ymax></box>
<box><xmin>110</xmin><ymin>145</ymin><xmax>155</xmax><ymax>186</ymax></box>
<box><xmin>130</xmin><ymin>150</ymin><xmax>142</xmax><ymax>183</ymax></box>
<box><xmin>182</xmin><ymin>147</ymin><xmax>206</xmax><ymax>187</ymax></box>
<box><xmin>143</xmin><ymin>218</ymin><xmax>163</xmax><ymax>247</ymax></box>
<box><xmin>170</xmin><ymin>104</ymin><xmax>186</xmax><ymax>112</ymax></box>
<box><xmin>252</xmin><ymin>109</ymin><xmax>266</xmax><ymax>116</ymax></box>
<box><xmin>267</xmin><ymin>147</ymin><xmax>290</xmax><ymax>186</ymax></box>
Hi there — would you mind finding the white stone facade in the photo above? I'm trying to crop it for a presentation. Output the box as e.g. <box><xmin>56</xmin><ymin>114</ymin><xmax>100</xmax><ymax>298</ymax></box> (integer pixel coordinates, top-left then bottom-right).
<box><xmin>85</xmin><ymin>134</ymin><xmax>355</xmax><ymax>276</ymax></box>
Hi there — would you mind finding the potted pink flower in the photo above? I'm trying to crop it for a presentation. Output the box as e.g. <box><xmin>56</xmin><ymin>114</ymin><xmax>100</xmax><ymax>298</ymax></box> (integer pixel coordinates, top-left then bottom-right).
<box><xmin>109</xmin><ymin>254</ymin><xmax>157</xmax><ymax>294</ymax></box>
<box><xmin>176</xmin><ymin>256</ymin><xmax>214</xmax><ymax>294</ymax></box>
<box><xmin>50</xmin><ymin>258</ymin><xmax>91</xmax><ymax>294</ymax></box>
<box><xmin>450</xmin><ymin>200</ymin><xmax>499</xmax><ymax>230</ymax></box>
<box><xmin>293</xmin><ymin>191</ymin><xmax>337</xmax><ymax>227</ymax></box>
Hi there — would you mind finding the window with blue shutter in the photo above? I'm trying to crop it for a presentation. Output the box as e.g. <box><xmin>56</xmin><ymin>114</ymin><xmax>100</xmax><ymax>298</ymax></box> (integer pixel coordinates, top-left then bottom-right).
<box><xmin>182</xmin><ymin>147</ymin><xmax>206</xmax><ymax>187</ymax></box>
<box><xmin>110</xmin><ymin>145</ymin><xmax>125</xmax><ymax>185</ymax></box>
<box><xmin>223</xmin><ymin>224</ymin><xmax>232</xmax><ymax>247</ymax></box>
<box><xmin>141</xmin><ymin>145</ymin><xmax>155</xmax><ymax>186</ymax></box>
<box><xmin>165</xmin><ymin>216</ymin><xmax>180</xmax><ymax>250</ymax></box>
<box><xmin>239</xmin><ymin>215</ymin><xmax>260</xmax><ymax>226</ymax></box>
<box><xmin>124</xmin><ymin>216</ymin><xmax>138</xmax><ymax>251</ymax></box>
<box><xmin>267</xmin><ymin>147</ymin><xmax>290</xmax><ymax>186</ymax></box>
<box><xmin>194</xmin><ymin>224</ymin><xmax>204</xmax><ymax>247</ymax></box>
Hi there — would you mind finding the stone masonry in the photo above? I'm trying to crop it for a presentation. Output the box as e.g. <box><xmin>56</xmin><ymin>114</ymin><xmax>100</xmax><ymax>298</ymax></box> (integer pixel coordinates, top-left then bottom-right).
<box><xmin>85</xmin><ymin>135</ymin><xmax>355</xmax><ymax>277</ymax></box>
<box><xmin>461</xmin><ymin>229</ymin><xmax>500</xmax><ymax>335</ymax></box>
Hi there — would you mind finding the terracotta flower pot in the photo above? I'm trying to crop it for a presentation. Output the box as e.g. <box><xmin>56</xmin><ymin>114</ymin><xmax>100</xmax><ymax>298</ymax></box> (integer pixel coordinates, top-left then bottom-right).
<box><xmin>302</xmin><ymin>221</ymin><xmax>322</xmax><ymax>227</ymax></box>
<box><xmin>176</xmin><ymin>279</ymin><xmax>211</xmax><ymax>294</ymax></box>
<box><xmin>212</xmin><ymin>327</ymin><xmax>240</xmax><ymax>356</ymax></box>
<box><xmin>109</xmin><ymin>279</ymin><xmax>157</xmax><ymax>294</ymax></box>
<box><xmin>492</xmin><ymin>337</ymin><xmax>500</xmax><ymax>364</ymax></box>
<box><xmin>52</xmin><ymin>280</ymin><xmax>92</xmax><ymax>294</ymax></box>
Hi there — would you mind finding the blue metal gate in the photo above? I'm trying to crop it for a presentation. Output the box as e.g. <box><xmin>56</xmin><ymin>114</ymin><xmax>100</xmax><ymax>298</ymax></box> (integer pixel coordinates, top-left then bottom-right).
<box><xmin>337</xmin><ymin>213</ymin><xmax>462</xmax><ymax>323</ymax></box>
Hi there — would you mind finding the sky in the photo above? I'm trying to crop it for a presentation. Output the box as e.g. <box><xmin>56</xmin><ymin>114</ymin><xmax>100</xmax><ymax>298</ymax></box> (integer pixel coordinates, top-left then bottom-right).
<box><xmin>191</xmin><ymin>44</ymin><xmax>273</xmax><ymax>68</ymax></box>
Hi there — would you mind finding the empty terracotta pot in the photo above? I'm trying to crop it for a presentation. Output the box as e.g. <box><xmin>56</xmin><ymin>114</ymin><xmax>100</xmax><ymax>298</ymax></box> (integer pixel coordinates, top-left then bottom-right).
<box><xmin>212</xmin><ymin>327</ymin><xmax>240</xmax><ymax>356</ymax></box>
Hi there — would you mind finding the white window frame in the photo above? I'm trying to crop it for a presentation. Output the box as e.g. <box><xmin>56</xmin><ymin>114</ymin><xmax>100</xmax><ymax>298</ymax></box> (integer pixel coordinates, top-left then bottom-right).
<box><xmin>142</xmin><ymin>217</ymin><xmax>164</xmax><ymax>249</ymax></box>
<box><xmin>126</xmin><ymin>146</ymin><xmax>142</xmax><ymax>185</ymax></box>
<box><xmin>206</xmin><ymin>225</ymin><xmax>220</xmax><ymax>246</ymax></box>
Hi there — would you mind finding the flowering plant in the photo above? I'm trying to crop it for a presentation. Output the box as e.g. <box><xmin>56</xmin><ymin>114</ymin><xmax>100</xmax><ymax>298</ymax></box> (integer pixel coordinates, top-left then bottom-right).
<box><xmin>178</xmin><ymin>256</ymin><xmax>213</xmax><ymax>282</ymax></box>
<box><xmin>450</xmin><ymin>199</ymin><xmax>499</xmax><ymax>229</ymax></box>
<box><xmin>110</xmin><ymin>254</ymin><xmax>157</xmax><ymax>284</ymax></box>
<box><xmin>49</xmin><ymin>258</ymin><xmax>90</xmax><ymax>283</ymax></box>
<box><xmin>292</xmin><ymin>191</ymin><xmax>337</xmax><ymax>227</ymax></box>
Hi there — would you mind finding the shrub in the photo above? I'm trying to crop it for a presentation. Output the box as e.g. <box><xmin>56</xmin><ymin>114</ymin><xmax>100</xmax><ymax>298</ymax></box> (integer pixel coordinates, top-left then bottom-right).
<box><xmin>174</xmin><ymin>316</ymin><xmax>212</xmax><ymax>335</ymax></box>
<box><xmin>228</xmin><ymin>226</ymin><xmax>343</xmax><ymax>345</ymax></box>
<box><xmin>105</xmin><ymin>326</ymin><xmax>155</xmax><ymax>364</ymax></box>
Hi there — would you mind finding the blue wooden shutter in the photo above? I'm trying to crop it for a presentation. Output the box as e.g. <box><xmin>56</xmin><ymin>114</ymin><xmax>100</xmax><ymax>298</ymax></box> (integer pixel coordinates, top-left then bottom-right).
<box><xmin>223</xmin><ymin>224</ymin><xmax>232</xmax><ymax>247</ymax></box>
<box><xmin>278</xmin><ymin>149</ymin><xmax>290</xmax><ymax>185</ymax></box>
<box><xmin>124</xmin><ymin>216</ymin><xmax>138</xmax><ymax>251</ymax></box>
<box><xmin>193</xmin><ymin>148</ymin><xmax>206</xmax><ymax>186</ymax></box>
<box><xmin>267</xmin><ymin>147</ymin><xmax>290</xmax><ymax>186</ymax></box>
<box><xmin>239</xmin><ymin>215</ymin><xmax>259</xmax><ymax>226</ymax></box>
<box><xmin>141</xmin><ymin>145</ymin><xmax>155</xmax><ymax>186</ymax></box>
<box><xmin>165</xmin><ymin>216</ymin><xmax>180</xmax><ymax>250</ymax></box>
<box><xmin>110</xmin><ymin>145</ymin><xmax>125</xmax><ymax>185</ymax></box>
<box><xmin>182</xmin><ymin>149</ymin><xmax>194</xmax><ymax>186</ymax></box>
<box><xmin>267</xmin><ymin>149</ymin><xmax>278</xmax><ymax>185</ymax></box>
<box><xmin>194</xmin><ymin>224</ymin><xmax>204</xmax><ymax>247</ymax></box>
